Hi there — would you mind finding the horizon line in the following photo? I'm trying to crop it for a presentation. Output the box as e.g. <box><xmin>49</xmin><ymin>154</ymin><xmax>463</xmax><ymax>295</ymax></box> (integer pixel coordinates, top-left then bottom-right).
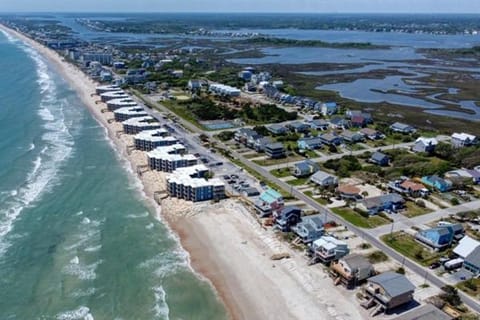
<box><xmin>1</xmin><ymin>11</ymin><xmax>480</xmax><ymax>15</ymax></box>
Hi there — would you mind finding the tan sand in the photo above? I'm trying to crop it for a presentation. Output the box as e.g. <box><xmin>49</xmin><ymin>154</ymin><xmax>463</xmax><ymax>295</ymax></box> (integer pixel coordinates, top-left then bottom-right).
<box><xmin>1</xmin><ymin>25</ymin><xmax>368</xmax><ymax>320</ymax></box>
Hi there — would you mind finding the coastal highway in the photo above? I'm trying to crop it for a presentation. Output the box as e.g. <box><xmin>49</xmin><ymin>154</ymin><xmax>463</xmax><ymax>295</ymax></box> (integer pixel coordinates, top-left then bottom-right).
<box><xmin>135</xmin><ymin>92</ymin><xmax>480</xmax><ymax>313</ymax></box>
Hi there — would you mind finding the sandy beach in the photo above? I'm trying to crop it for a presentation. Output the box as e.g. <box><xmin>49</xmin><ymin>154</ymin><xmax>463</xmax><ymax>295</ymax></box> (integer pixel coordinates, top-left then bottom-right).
<box><xmin>1</xmin><ymin>25</ymin><xmax>368</xmax><ymax>320</ymax></box>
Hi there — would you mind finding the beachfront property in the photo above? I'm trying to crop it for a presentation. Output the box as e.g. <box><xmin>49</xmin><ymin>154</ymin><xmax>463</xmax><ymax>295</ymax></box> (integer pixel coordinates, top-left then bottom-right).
<box><xmin>209</xmin><ymin>83</ymin><xmax>241</xmax><ymax>97</ymax></box>
<box><xmin>361</xmin><ymin>272</ymin><xmax>415</xmax><ymax>314</ymax></box>
<box><xmin>309</xmin><ymin>236</ymin><xmax>349</xmax><ymax>264</ymax></box>
<box><xmin>297</xmin><ymin>136</ymin><xmax>323</xmax><ymax>150</ymax></box>
<box><xmin>134</xmin><ymin>129</ymin><xmax>177</xmax><ymax>151</ymax></box>
<box><xmin>100</xmin><ymin>90</ymin><xmax>130</xmax><ymax>102</ymax></box>
<box><xmin>292</xmin><ymin>160</ymin><xmax>320</xmax><ymax>178</ymax></box>
<box><xmin>122</xmin><ymin>116</ymin><xmax>162</xmax><ymax>134</ymax></box>
<box><xmin>369</xmin><ymin>151</ymin><xmax>390</xmax><ymax>166</ymax></box>
<box><xmin>291</xmin><ymin>214</ymin><xmax>325</xmax><ymax>243</ymax></box>
<box><xmin>114</xmin><ymin>106</ymin><xmax>148</xmax><ymax>122</ymax></box>
<box><xmin>392</xmin><ymin>304</ymin><xmax>453</xmax><ymax>320</ymax></box>
<box><xmin>421</xmin><ymin>175</ymin><xmax>452</xmax><ymax>192</ymax></box>
<box><xmin>147</xmin><ymin>144</ymin><xmax>197</xmax><ymax>172</ymax></box>
<box><xmin>273</xmin><ymin>206</ymin><xmax>302</xmax><ymax>232</ymax></box>
<box><xmin>96</xmin><ymin>85</ymin><xmax>120</xmax><ymax>95</ymax></box>
<box><xmin>356</xmin><ymin>193</ymin><xmax>405</xmax><ymax>215</ymax></box>
<box><xmin>330</xmin><ymin>254</ymin><xmax>375</xmax><ymax>289</ymax></box>
<box><xmin>310</xmin><ymin>170</ymin><xmax>338</xmax><ymax>188</ymax></box>
<box><xmin>388</xmin><ymin>178</ymin><xmax>429</xmax><ymax>198</ymax></box>
<box><xmin>451</xmin><ymin>132</ymin><xmax>477</xmax><ymax>148</ymax></box>
<box><xmin>254</xmin><ymin>188</ymin><xmax>284</xmax><ymax>217</ymax></box>
<box><xmin>166</xmin><ymin>165</ymin><xmax>225</xmax><ymax>202</ymax></box>
<box><xmin>412</xmin><ymin>137</ymin><xmax>438</xmax><ymax>153</ymax></box>
<box><xmin>106</xmin><ymin>98</ymin><xmax>138</xmax><ymax>111</ymax></box>
<box><xmin>389</xmin><ymin>122</ymin><xmax>416</xmax><ymax>134</ymax></box>
<box><xmin>265</xmin><ymin>142</ymin><xmax>286</xmax><ymax>159</ymax></box>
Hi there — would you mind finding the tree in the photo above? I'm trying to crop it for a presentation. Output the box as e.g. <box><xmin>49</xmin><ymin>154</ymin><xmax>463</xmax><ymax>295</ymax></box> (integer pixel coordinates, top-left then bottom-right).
<box><xmin>440</xmin><ymin>285</ymin><xmax>462</xmax><ymax>307</ymax></box>
<box><xmin>435</xmin><ymin>142</ymin><xmax>454</xmax><ymax>161</ymax></box>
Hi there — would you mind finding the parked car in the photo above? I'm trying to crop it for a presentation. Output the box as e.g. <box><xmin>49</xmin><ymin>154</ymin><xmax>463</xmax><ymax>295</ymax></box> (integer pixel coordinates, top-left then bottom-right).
<box><xmin>429</xmin><ymin>262</ymin><xmax>441</xmax><ymax>269</ymax></box>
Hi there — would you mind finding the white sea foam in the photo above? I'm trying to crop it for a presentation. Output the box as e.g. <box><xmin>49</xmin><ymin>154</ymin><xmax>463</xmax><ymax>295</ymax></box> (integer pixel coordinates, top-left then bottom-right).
<box><xmin>69</xmin><ymin>287</ymin><xmax>97</xmax><ymax>298</ymax></box>
<box><xmin>0</xmin><ymin>29</ymin><xmax>18</xmax><ymax>43</ymax></box>
<box><xmin>145</xmin><ymin>223</ymin><xmax>154</xmax><ymax>230</ymax></box>
<box><xmin>126</xmin><ymin>211</ymin><xmax>149</xmax><ymax>219</ymax></box>
<box><xmin>84</xmin><ymin>244</ymin><xmax>102</xmax><ymax>253</ymax></box>
<box><xmin>56</xmin><ymin>306</ymin><xmax>94</xmax><ymax>320</ymax></box>
<box><xmin>62</xmin><ymin>259</ymin><xmax>103</xmax><ymax>281</ymax></box>
<box><xmin>152</xmin><ymin>286</ymin><xmax>170</xmax><ymax>320</ymax></box>
<box><xmin>70</xmin><ymin>256</ymin><xmax>80</xmax><ymax>264</ymax></box>
<box><xmin>27</xmin><ymin>143</ymin><xmax>35</xmax><ymax>151</ymax></box>
<box><xmin>0</xmin><ymin>38</ymin><xmax>74</xmax><ymax>257</ymax></box>
<box><xmin>82</xmin><ymin>217</ymin><xmax>91</xmax><ymax>225</ymax></box>
<box><xmin>139</xmin><ymin>249</ymin><xmax>189</xmax><ymax>279</ymax></box>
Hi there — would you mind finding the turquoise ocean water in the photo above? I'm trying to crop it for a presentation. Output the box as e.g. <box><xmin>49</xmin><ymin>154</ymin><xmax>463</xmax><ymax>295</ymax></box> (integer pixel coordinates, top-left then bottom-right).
<box><xmin>0</xmin><ymin>31</ymin><xmax>227</xmax><ymax>320</ymax></box>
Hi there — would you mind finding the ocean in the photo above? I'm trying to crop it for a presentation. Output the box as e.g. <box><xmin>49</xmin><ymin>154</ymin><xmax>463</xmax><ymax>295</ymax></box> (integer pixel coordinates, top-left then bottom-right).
<box><xmin>0</xmin><ymin>31</ymin><xmax>227</xmax><ymax>320</ymax></box>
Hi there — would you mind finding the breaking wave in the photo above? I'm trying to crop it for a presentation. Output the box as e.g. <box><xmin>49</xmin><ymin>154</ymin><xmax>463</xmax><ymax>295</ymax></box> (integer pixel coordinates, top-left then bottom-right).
<box><xmin>0</xmin><ymin>40</ymin><xmax>74</xmax><ymax>257</ymax></box>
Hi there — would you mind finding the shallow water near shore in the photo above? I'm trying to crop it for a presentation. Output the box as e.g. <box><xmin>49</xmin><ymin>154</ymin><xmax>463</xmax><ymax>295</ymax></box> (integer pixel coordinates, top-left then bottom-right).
<box><xmin>0</xmin><ymin>31</ymin><xmax>227</xmax><ymax>320</ymax></box>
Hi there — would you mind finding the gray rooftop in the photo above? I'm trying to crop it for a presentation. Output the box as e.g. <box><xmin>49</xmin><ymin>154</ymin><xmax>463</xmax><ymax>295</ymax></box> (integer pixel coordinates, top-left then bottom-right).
<box><xmin>368</xmin><ymin>271</ymin><xmax>415</xmax><ymax>298</ymax></box>
<box><xmin>466</xmin><ymin>245</ymin><xmax>480</xmax><ymax>268</ymax></box>
<box><xmin>342</xmin><ymin>254</ymin><xmax>372</xmax><ymax>270</ymax></box>
<box><xmin>392</xmin><ymin>304</ymin><xmax>452</xmax><ymax>320</ymax></box>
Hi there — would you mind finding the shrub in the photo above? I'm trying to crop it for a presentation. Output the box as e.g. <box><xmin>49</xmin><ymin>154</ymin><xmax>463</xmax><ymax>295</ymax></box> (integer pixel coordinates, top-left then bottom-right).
<box><xmin>416</xmin><ymin>199</ymin><xmax>426</xmax><ymax>208</ymax></box>
<box><xmin>451</xmin><ymin>198</ymin><xmax>460</xmax><ymax>206</ymax></box>
<box><xmin>396</xmin><ymin>267</ymin><xmax>405</xmax><ymax>274</ymax></box>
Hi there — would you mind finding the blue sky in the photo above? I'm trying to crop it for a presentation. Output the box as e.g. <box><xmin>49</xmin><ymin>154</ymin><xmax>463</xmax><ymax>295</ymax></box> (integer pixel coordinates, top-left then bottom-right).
<box><xmin>1</xmin><ymin>0</ymin><xmax>480</xmax><ymax>13</ymax></box>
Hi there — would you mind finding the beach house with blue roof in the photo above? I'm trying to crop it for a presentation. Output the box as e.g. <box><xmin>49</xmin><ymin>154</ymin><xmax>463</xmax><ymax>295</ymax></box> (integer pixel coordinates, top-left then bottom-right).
<box><xmin>255</xmin><ymin>188</ymin><xmax>284</xmax><ymax>217</ymax></box>
<box><xmin>415</xmin><ymin>227</ymin><xmax>454</xmax><ymax>250</ymax></box>
<box><xmin>421</xmin><ymin>175</ymin><xmax>452</xmax><ymax>192</ymax></box>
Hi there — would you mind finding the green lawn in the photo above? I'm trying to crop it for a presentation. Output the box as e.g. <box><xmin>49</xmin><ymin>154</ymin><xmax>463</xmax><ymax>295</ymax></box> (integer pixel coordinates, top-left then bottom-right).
<box><xmin>381</xmin><ymin>232</ymin><xmax>446</xmax><ymax>266</ymax></box>
<box><xmin>160</xmin><ymin>100</ymin><xmax>207</xmax><ymax>130</ymax></box>
<box><xmin>253</xmin><ymin>155</ymin><xmax>304</xmax><ymax>166</ymax></box>
<box><xmin>287</xmin><ymin>177</ymin><xmax>311</xmax><ymax>186</ymax></box>
<box><xmin>402</xmin><ymin>201</ymin><xmax>432</xmax><ymax>218</ymax></box>
<box><xmin>270</xmin><ymin>168</ymin><xmax>293</xmax><ymax>178</ymax></box>
<box><xmin>331</xmin><ymin>207</ymin><xmax>390</xmax><ymax>229</ymax></box>
<box><xmin>304</xmin><ymin>190</ymin><xmax>329</xmax><ymax>205</ymax></box>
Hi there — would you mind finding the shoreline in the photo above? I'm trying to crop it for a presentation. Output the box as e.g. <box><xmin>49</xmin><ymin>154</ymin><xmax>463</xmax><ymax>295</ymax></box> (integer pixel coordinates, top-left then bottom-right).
<box><xmin>0</xmin><ymin>25</ymin><xmax>368</xmax><ymax>320</ymax></box>
<box><xmin>0</xmin><ymin>25</ymin><xmax>232</xmax><ymax>318</ymax></box>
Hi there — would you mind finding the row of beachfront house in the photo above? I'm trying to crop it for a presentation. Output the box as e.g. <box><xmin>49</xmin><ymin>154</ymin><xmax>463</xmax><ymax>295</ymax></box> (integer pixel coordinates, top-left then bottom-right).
<box><xmin>261</xmin><ymin>187</ymin><xmax>419</xmax><ymax>315</ymax></box>
<box><xmin>97</xmin><ymin>85</ymin><xmax>225</xmax><ymax>202</ymax></box>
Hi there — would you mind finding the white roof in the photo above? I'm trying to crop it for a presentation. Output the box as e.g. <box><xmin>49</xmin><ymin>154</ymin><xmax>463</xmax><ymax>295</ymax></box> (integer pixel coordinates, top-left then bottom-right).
<box><xmin>452</xmin><ymin>132</ymin><xmax>476</xmax><ymax>141</ymax></box>
<box><xmin>100</xmin><ymin>90</ymin><xmax>127</xmax><ymax>97</ymax></box>
<box><xmin>96</xmin><ymin>85</ymin><xmax>120</xmax><ymax>91</ymax></box>
<box><xmin>313</xmin><ymin>236</ymin><xmax>346</xmax><ymax>248</ymax></box>
<box><xmin>114</xmin><ymin>106</ymin><xmax>148</xmax><ymax>116</ymax></box>
<box><xmin>454</xmin><ymin>235</ymin><xmax>480</xmax><ymax>259</ymax></box>
<box><xmin>107</xmin><ymin>98</ymin><xmax>137</xmax><ymax>106</ymax></box>
<box><xmin>167</xmin><ymin>165</ymin><xmax>224</xmax><ymax>188</ymax></box>
<box><xmin>147</xmin><ymin>144</ymin><xmax>196</xmax><ymax>162</ymax></box>
<box><xmin>122</xmin><ymin>116</ymin><xmax>161</xmax><ymax>127</ymax></box>
<box><xmin>415</xmin><ymin>137</ymin><xmax>438</xmax><ymax>145</ymax></box>
<box><xmin>134</xmin><ymin>129</ymin><xmax>172</xmax><ymax>141</ymax></box>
